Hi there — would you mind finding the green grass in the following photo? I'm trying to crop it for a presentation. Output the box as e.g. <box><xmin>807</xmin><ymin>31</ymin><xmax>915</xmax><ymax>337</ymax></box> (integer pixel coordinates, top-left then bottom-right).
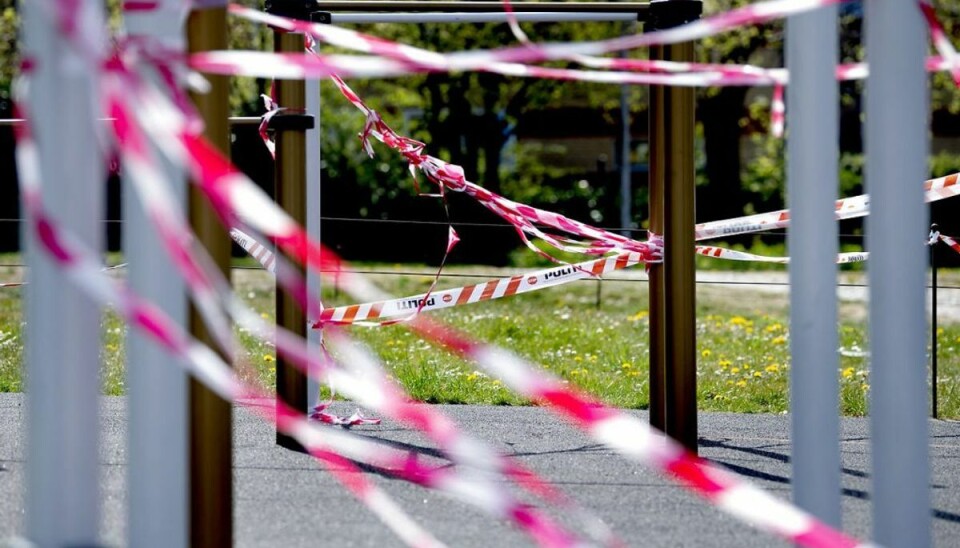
<box><xmin>2</xmin><ymin>261</ymin><xmax>960</xmax><ymax>419</ymax></box>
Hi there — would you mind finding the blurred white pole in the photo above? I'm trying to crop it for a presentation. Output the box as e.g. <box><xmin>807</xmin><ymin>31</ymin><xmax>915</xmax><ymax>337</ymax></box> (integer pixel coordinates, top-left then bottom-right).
<box><xmin>328</xmin><ymin>11</ymin><xmax>636</xmax><ymax>23</ymax></box>
<box><xmin>786</xmin><ymin>6</ymin><xmax>841</xmax><ymax>527</ymax></box>
<box><xmin>306</xmin><ymin>78</ymin><xmax>322</xmax><ymax>408</ymax></box>
<box><xmin>22</xmin><ymin>2</ymin><xmax>104</xmax><ymax>545</ymax></box>
<box><xmin>865</xmin><ymin>1</ymin><xmax>931</xmax><ymax>546</ymax></box>
<box><xmin>123</xmin><ymin>3</ymin><xmax>189</xmax><ymax>548</ymax></box>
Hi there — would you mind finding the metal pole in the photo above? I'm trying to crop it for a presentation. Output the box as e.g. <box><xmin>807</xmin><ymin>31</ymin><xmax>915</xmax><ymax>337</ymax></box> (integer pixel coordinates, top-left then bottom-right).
<box><xmin>650</xmin><ymin>0</ymin><xmax>701</xmax><ymax>452</ymax></box>
<box><xmin>619</xmin><ymin>64</ymin><xmax>632</xmax><ymax>238</ymax></box>
<box><xmin>313</xmin><ymin>1</ymin><xmax>650</xmax><ymax>13</ymax></box>
<box><xmin>272</xmin><ymin>26</ymin><xmax>312</xmax><ymax>449</ymax></box>
<box><xmin>124</xmin><ymin>3</ymin><xmax>189</xmax><ymax>547</ymax></box>
<box><xmin>22</xmin><ymin>2</ymin><xmax>103</xmax><ymax>545</ymax></box>
<box><xmin>786</xmin><ymin>6</ymin><xmax>842</xmax><ymax>528</ymax></box>
<box><xmin>325</xmin><ymin>12</ymin><xmax>638</xmax><ymax>23</ymax></box>
<box><xmin>866</xmin><ymin>0</ymin><xmax>931</xmax><ymax>545</ymax></box>
<box><xmin>306</xmin><ymin>78</ymin><xmax>322</xmax><ymax>409</ymax></box>
<box><xmin>931</xmin><ymin>223</ymin><xmax>938</xmax><ymax>420</ymax></box>
<box><xmin>646</xmin><ymin>39</ymin><xmax>666</xmax><ymax>431</ymax></box>
<box><xmin>186</xmin><ymin>6</ymin><xmax>234</xmax><ymax>547</ymax></box>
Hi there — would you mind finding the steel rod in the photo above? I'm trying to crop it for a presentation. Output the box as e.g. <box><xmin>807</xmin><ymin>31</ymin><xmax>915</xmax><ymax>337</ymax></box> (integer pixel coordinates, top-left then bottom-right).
<box><xmin>931</xmin><ymin>223</ymin><xmax>938</xmax><ymax>420</ymax></box>
<box><xmin>326</xmin><ymin>11</ymin><xmax>638</xmax><ymax>23</ymax></box>
<box><xmin>23</xmin><ymin>2</ymin><xmax>104</xmax><ymax>545</ymax></box>
<box><xmin>313</xmin><ymin>1</ymin><xmax>649</xmax><ymax>13</ymax></box>
<box><xmin>124</xmin><ymin>2</ymin><xmax>189</xmax><ymax>546</ymax></box>
<box><xmin>786</xmin><ymin>5</ymin><xmax>842</xmax><ymax>527</ymax></box>
<box><xmin>866</xmin><ymin>0</ymin><xmax>931</xmax><ymax>544</ymax></box>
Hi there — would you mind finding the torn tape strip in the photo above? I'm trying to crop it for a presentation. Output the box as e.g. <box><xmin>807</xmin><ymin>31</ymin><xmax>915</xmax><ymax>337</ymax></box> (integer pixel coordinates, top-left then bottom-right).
<box><xmin>109</xmin><ymin>61</ymin><xmax>617</xmax><ymax>545</ymax></box>
<box><xmin>940</xmin><ymin>234</ymin><xmax>960</xmax><ymax>256</ymax></box>
<box><xmin>695</xmin><ymin>172</ymin><xmax>959</xmax><ymax>241</ymax></box>
<box><xmin>317</xmin><ymin>242</ymin><xmax>866</xmax><ymax>548</ymax></box>
<box><xmin>696</xmin><ymin>246</ymin><xmax>869</xmax><ymax>264</ymax></box>
<box><xmin>14</xmin><ymin>71</ymin><xmax>445</xmax><ymax>548</ymax></box>
<box><xmin>223</xmin><ymin>0</ymin><xmax>847</xmax><ymax>78</ymax></box>
<box><xmin>26</xmin><ymin>75</ymin><xmax>599</xmax><ymax>548</ymax></box>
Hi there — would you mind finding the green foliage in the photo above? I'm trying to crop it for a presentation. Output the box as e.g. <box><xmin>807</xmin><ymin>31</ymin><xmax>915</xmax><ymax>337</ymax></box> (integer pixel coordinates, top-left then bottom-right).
<box><xmin>0</xmin><ymin>2</ymin><xmax>18</xmax><ymax>102</ymax></box>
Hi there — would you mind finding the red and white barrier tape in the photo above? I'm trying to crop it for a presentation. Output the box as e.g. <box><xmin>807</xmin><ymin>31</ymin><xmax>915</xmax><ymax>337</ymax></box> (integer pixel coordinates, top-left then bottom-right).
<box><xmin>695</xmin><ymin>245</ymin><xmax>869</xmax><ymax>265</ymax></box>
<box><xmin>919</xmin><ymin>0</ymin><xmax>960</xmax><ymax>87</ymax></box>
<box><xmin>937</xmin><ymin>233</ymin><xmax>960</xmax><ymax>256</ymax></box>
<box><xmin>695</xmin><ymin>172</ymin><xmax>960</xmax><ymax>241</ymax></box>
<box><xmin>14</xmin><ymin>64</ymin><xmax>445</xmax><ymax>548</ymax></box>
<box><xmin>123</xmin><ymin>50</ymin><xmax>867</xmax><ymax>547</ymax></box>
<box><xmin>325</xmin><ymin>72</ymin><xmax>661</xmax><ymax>264</ymax></box>
<box><xmin>105</xmin><ymin>48</ymin><xmax>627</xmax><ymax>547</ymax></box>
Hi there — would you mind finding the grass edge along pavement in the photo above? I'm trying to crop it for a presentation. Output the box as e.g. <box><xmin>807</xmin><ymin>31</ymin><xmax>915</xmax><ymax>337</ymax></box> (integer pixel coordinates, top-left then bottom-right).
<box><xmin>0</xmin><ymin>255</ymin><xmax>957</xmax><ymax>416</ymax></box>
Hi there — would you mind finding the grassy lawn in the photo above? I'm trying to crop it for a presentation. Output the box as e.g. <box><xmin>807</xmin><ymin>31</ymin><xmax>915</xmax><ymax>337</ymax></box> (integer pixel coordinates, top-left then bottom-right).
<box><xmin>1</xmin><ymin>258</ymin><xmax>959</xmax><ymax>418</ymax></box>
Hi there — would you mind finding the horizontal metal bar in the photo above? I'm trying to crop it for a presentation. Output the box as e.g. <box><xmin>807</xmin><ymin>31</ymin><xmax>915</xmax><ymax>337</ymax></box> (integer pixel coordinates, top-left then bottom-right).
<box><xmin>0</xmin><ymin>117</ymin><xmax>264</xmax><ymax>127</ymax></box>
<box><xmin>329</xmin><ymin>11</ymin><xmax>639</xmax><ymax>23</ymax></box>
<box><xmin>313</xmin><ymin>1</ymin><xmax>648</xmax><ymax>14</ymax></box>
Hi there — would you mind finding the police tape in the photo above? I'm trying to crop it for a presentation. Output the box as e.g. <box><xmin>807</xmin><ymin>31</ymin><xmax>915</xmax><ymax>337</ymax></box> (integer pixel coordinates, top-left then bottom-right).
<box><xmin>938</xmin><ymin>233</ymin><xmax>960</xmax><ymax>256</ymax></box>
<box><xmin>695</xmin><ymin>172</ymin><xmax>960</xmax><ymax>241</ymax></box>
<box><xmin>695</xmin><ymin>246</ymin><xmax>869</xmax><ymax>264</ymax></box>
<box><xmin>26</xmin><ymin>38</ymin><xmax>621</xmax><ymax>548</ymax></box>
<box><xmin>315</xmin><ymin>252</ymin><xmax>645</xmax><ymax>326</ymax></box>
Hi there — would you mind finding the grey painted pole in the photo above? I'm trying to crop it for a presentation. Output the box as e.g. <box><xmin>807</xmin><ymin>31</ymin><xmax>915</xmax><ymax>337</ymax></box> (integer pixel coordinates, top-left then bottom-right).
<box><xmin>22</xmin><ymin>2</ymin><xmax>104</xmax><ymax>545</ymax></box>
<box><xmin>325</xmin><ymin>11</ymin><xmax>638</xmax><ymax>23</ymax></box>
<box><xmin>865</xmin><ymin>1</ymin><xmax>931</xmax><ymax>546</ymax></box>
<box><xmin>124</xmin><ymin>3</ymin><xmax>189</xmax><ymax>547</ymax></box>
<box><xmin>306</xmin><ymin>77</ymin><xmax>322</xmax><ymax>408</ymax></box>
<box><xmin>619</xmin><ymin>79</ymin><xmax>631</xmax><ymax>238</ymax></box>
<box><xmin>785</xmin><ymin>6</ymin><xmax>841</xmax><ymax>528</ymax></box>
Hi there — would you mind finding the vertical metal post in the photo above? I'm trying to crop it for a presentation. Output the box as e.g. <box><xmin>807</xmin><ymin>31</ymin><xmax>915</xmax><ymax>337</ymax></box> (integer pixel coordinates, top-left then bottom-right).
<box><xmin>125</xmin><ymin>3</ymin><xmax>189</xmax><ymax>547</ymax></box>
<box><xmin>786</xmin><ymin>6</ymin><xmax>842</xmax><ymax>527</ymax></box>
<box><xmin>187</xmin><ymin>6</ymin><xmax>234</xmax><ymax>547</ymax></box>
<box><xmin>619</xmin><ymin>66</ymin><xmax>632</xmax><ymax>238</ymax></box>
<box><xmin>306</xmin><ymin>78</ymin><xmax>322</xmax><ymax>408</ymax></box>
<box><xmin>646</xmin><ymin>39</ymin><xmax>666</xmax><ymax>431</ymax></box>
<box><xmin>648</xmin><ymin>0</ymin><xmax>701</xmax><ymax>452</ymax></box>
<box><xmin>931</xmin><ymin>224</ymin><xmax>938</xmax><ymax>420</ymax></box>
<box><xmin>866</xmin><ymin>0</ymin><xmax>931</xmax><ymax>545</ymax></box>
<box><xmin>22</xmin><ymin>3</ymin><xmax>103</xmax><ymax>545</ymax></box>
<box><xmin>273</xmin><ymin>29</ymin><xmax>311</xmax><ymax>450</ymax></box>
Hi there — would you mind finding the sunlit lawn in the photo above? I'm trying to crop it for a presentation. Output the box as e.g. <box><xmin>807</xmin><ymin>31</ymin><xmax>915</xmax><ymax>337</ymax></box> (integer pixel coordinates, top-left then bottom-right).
<box><xmin>1</xmin><ymin>258</ymin><xmax>958</xmax><ymax>418</ymax></box>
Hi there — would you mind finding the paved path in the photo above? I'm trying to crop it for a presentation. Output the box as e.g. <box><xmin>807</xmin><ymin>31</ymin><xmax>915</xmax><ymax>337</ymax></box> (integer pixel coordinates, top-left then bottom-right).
<box><xmin>1</xmin><ymin>394</ymin><xmax>959</xmax><ymax>547</ymax></box>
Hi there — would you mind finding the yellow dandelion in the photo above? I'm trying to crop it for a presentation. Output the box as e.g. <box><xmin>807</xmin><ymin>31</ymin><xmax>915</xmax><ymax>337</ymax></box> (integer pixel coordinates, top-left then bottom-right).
<box><xmin>627</xmin><ymin>311</ymin><xmax>649</xmax><ymax>322</ymax></box>
<box><xmin>386</xmin><ymin>340</ymin><xmax>396</xmax><ymax>347</ymax></box>
<box><xmin>263</xmin><ymin>355</ymin><xmax>275</xmax><ymax>363</ymax></box>
<box><xmin>718</xmin><ymin>359</ymin><xmax>732</xmax><ymax>368</ymax></box>
<box><xmin>701</xmin><ymin>349</ymin><xmax>712</xmax><ymax>358</ymax></box>
<box><xmin>466</xmin><ymin>372</ymin><xmax>480</xmax><ymax>381</ymax></box>
<box><xmin>937</xmin><ymin>327</ymin><xmax>945</xmax><ymax>335</ymax></box>
<box><xmin>735</xmin><ymin>380</ymin><xmax>747</xmax><ymax>387</ymax></box>
<box><xmin>754</xmin><ymin>371</ymin><xmax>763</xmax><ymax>378</ymax></box>
<box><xmin>628</xmin><ymin>371</ymin><xmax>641</xmax><ymax>377</ymax></box>
<box><xmin>730</xmin><ymin>316</ymin><xmax>749</xmax><ymax>326</ymax></box>
<box><xmin>765</xmin><ymin>364</ymin><xmax>780</xmax><ymax>373</ymax></box>
<box><xmin>492</xmin><ymin>380</ymin><xmax>502</xmax><ymax>386</ymax></box>
<box><xmin>841</xmin><ymin>367</ymin><xmax>855</xmax><ymax>379</ymax></box>
<box><xmin>574</xmin><ymin>356</ymin><xmax>583</xmax><ymax>362</ymax></box>
<box><xmin>730</xmin><ymin>367</ymin><xmax>741</xmax><ymax>374</ymax></box>
<box><xmin>260</xmin><ymin>313</ymin><xmax>270</xmax><ymax>319</ymax></box>
<box><xmin>765</xmin><ymin>323</ymin><xmax>783</xmax><ymax>333</ymax></box>
<box><xmin>621</xmin><ymin>362</ymin><xmax>633</xmax><ymax>369</ymax></box>
<box><xmin>861</xmin><ymin>383</ymin><xmax>870</xmax><ymax>391</ymax></box>
<box><xmin>771</xmin><ymin>336</ymin><xmax>787</xmax><ymax>345</ymax></box>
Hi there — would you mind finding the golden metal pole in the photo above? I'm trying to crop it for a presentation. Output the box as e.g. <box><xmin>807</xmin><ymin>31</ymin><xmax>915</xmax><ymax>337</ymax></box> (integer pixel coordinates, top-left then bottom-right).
<box><xmin>648</xmin><ymin>0</ymin><xmax>700</xmax><ymax>453</ymax></box>
<box><xmin>273</xmin><ymin>30</ymin><xmax>310</xmax><ymax>450</ymax></box>
<box><xmin>663</xmin><ymin>38</ymin><xmax>697</xmax><ymax>452</ymax></box>
<box><xmin>186</xmin><ymin>6</ymin><xmax>233</xmax><ymax>547</ymax></box>
<box><xmin>647</xmin><ymin>43</ymin><xmax>667</xmax><ymax>431</ymax></box>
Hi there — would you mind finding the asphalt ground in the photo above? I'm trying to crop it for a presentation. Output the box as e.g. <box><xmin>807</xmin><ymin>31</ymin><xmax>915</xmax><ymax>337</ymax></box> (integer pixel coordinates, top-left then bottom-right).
<box><xmin>0</xmin><ymin>394</ymin><xmax>958</xmax><ymax>547</ymax></box>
